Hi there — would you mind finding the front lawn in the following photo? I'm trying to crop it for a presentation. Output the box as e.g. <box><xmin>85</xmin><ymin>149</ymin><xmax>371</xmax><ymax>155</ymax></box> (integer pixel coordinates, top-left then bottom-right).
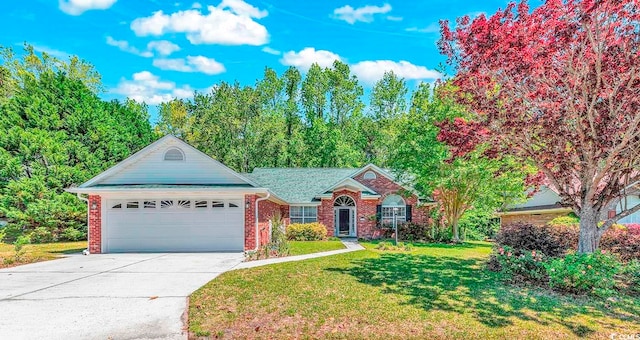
<box><xmin>288</xmin><ymin>240</ymin><xmax>345</xmax><ymax>256</ymax></box>
<box><xmin>0</xmin><ymin>241</ymin><xmax>86</xmax><ymax>268</ymax></box>
<box><xmin>189</xmin><ymin>241</ymin><xmax>640</xmax><ymax>339</ymax></box>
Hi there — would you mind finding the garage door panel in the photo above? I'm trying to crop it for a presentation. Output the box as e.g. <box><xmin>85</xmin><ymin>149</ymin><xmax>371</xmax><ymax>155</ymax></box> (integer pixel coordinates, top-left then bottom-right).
<box><xmin>105</xmin><ymin>198</ymin><xmax>244</xmax><ymax>252</ymax></box>
<box><xmin>106</xmin><ymin>237</ymin><xmax>242</xmax><ymax>252</ymax></box>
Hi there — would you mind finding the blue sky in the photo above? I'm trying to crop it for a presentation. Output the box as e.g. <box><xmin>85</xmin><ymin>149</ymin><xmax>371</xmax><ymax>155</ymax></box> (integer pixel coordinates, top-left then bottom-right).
<box><xmin>2</xmin><ymin>0</ymin><xmax>527</xmax><ymax>117</ymax></box>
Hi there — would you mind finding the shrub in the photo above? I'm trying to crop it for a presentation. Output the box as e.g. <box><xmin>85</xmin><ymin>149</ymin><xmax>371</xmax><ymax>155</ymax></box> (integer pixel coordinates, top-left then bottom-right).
<box><xmin>492</xmin><ymin>245</ymin><xmax>548</xmax><ymax>284</ymax></box>
<box><xmin>60</xmin><ymin>227</ymin><xmax>85</xmax><ymax>241</ymax></box>
<box><xmin>375</xmin><ymin>241</ymin><xmax>412</xmax><ymax>251</ymax></box>
<box><xmin>548</xmin><ymin>215</ymin><xmax>580</xmax><ymax>227</ymax></box>
<box><xmin>620</xmin><ymin>259</ymin><xmax>640</xmax><ymax>295</ymax></box>
<box><xmin>600</xmin><ymin>224</ymin><xmax>640</xmax><ymax>262</ymax></box>
<box><xmin>29</xmin><ymin>226</ymin><xmax>56</xmax><ymax>244</ymax></box>
<box><xmin>496</xmin><ymin>222</ymin><xmax>577</xmax><ymax>257</ymax></box>
<box><xmin>267</xmin><ymin>214</ymin><xmax>290</xmax><ymax>256</ymax></box>
<box><xmin>397</xmin><ymin>223</ymin><xmax>429</xmax><ymax>241</ymax></box>
<box><xmin>286</xmin><ymin>223</ymin><xmax>327</xmax><ymax>241</ymax></box>
<box><xmin>545</xmin><ymin>251</ymin><xmax>621</xmax><ymax>297</ymax></box>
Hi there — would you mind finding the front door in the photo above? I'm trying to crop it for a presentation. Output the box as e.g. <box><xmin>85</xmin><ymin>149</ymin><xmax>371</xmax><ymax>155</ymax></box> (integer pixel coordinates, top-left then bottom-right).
<box><xmin>335</xmin><ymin>208</ymin><xmax>355</xmax><ymax>236</ymax></box>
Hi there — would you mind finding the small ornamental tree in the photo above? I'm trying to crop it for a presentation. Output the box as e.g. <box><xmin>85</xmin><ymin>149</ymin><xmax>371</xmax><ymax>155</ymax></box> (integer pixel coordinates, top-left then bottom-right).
<box><xmin>438</xmin><ymin>0</ymin><xmax>640</xmax><ymax>253</ymax></box>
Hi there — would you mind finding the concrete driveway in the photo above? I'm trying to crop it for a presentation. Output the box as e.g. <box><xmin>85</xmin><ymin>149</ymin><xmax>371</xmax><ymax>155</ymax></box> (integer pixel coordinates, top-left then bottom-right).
<box><xmin>0</xmin><ymin>252</ymin><xmax>244</xmax><ymax>340</ymax></box>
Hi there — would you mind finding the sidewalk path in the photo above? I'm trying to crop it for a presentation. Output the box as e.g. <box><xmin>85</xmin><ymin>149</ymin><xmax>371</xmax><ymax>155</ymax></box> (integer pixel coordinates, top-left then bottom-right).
<box><xmin>234</xmin><ymin>238</ymin><xmax>365</xmax><ymax>270</ymax></box>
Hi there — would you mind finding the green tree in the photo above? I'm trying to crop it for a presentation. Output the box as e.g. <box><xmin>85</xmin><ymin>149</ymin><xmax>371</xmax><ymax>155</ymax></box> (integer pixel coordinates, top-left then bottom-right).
<box><xmin>391</xmin><ymin>83</ymin><xmax>530</xmax><ymax>242</ymax></box>
<box><xmin>0</xmin><ymin>49</ymin><xmax>153</xmax><ymax>242</ymax></box>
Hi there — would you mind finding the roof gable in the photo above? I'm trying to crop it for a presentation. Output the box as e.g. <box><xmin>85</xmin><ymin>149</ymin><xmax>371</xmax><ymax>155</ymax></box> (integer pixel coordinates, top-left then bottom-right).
<box><xmin>319</xmin><ymin>177</ymin><xmax>379</xmax><ymax>197</ymax></box>
<box><xmin>79</xmin><ymin>135</ymin><xmax>256</xmax><ymax>188</ymax></box>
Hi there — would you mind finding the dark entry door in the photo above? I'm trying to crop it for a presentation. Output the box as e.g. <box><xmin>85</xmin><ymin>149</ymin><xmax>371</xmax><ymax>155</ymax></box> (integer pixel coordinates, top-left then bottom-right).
<box><xmin>338</xmin><ymin>209</ymin><xmax>350</xmax><ymax>235</ymax></box>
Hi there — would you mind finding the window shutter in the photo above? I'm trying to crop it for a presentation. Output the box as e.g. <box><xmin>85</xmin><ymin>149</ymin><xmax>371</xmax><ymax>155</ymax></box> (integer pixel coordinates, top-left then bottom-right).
<box><xmin>376</xmin><ymin>205</ymin><xmax>382</xmax><ymax>221</ymax></box>
<box><xmin>406</xmin><ymin>205</ymin><xmax>412</xmax><ymax>222</ymax></box>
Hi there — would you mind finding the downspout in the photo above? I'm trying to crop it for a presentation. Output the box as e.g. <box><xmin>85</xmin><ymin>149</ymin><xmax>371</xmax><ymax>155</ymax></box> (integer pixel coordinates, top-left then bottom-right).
<box><xmin>76</xmin><ymin>193</ymin><xmax>90</xmax><ymax>255</ymax></box>
<box><xmin>254</xmin><ymin>192</ymin><xmax>270</xmax><ymax>252</ymax></box>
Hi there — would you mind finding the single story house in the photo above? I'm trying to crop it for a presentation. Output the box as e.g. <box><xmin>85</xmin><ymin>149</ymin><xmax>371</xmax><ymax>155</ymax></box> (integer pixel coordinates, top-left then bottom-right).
<box><xmin>499</xmin><ymin>184</ymin><xmax>640</xmax><ymax>226</ymax></box>
<box><xmin>67</xmin><ymin>135</ymin><xmax>431</xmax><ymax>253</ymax></box>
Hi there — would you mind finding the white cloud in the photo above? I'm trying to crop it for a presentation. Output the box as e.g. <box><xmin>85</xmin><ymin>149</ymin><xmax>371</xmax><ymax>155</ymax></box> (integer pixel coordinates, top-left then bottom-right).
<box><xmin>386</xmin><ymin>15</ymin><xmax>403</xmax><ymax>21</ymax></box>
<box><xmin>261</xmin><ymin>46</ymin><xmax>280</xmax><ymax>55</ymax></box>
<box><xmin>130</xmin><ymin>0</ymin><xmax>269</xmax><ymax>45</ymax></box>
<box><xmin>153</xmin><ymin>56</ymin><xmax>226</xmax><ymax>75</ymax></box>
<box><xmin>106</xmin><ymin>37</ymin><xmax>181</xmax><ymax>57</ymax></box>
<box><xmin>192</xmin><ymin>2</ymin><xmax>202</xmax><ymax>8</ymax></box>
<box><xmin>351</xmin><ymin>60</ymin><xmax>441</xmax><ymax>84</ymax></box>
<box><xmin>332</xmin><ymin>3</ymin><xmax>391</xmax><ymax>24</ymax></box>
<box><xmin>59</xmin><ymin>0</ymin><xmax>117</xmax><ymax>15</ymax></box>
<box><xmin>112</xmin><ymin>71</ymin><xmax>194</xmax><ymax>105</ymax></box>
<box><xmin>106</xmin><ymin>36</ymin><xmax>153</xmax><ymax>57</ymax></box>
<box><xmin>147</xmin><ymin>40</ymin><xmax>181</xmax><ymax>56</ymax></box>
<box><xmin>280</xmin><ymin>47</ymin><xmax>342</xmax><ymax>71</ymax></box>
<box><xmin>405</xmin><ymin>23</ymin><xmax>440</xmax><ymax>33</ymax></box>
<box><xmin>31</xmin><ymin>44</ymin><xmax>70</xmax><ymax>59</ymax></box>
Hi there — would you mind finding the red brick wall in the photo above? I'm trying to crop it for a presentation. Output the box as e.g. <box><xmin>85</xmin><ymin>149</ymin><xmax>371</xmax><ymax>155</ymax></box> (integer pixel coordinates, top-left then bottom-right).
<box><xmin>244</xmin><ymin>194</ymin><xmax>288</xmax><ymax>251</ymax></box>
<box><xmin>88</xmin><ymin>195</ymin><xmax>102</xmax><ymax>254</ymax></box>
<box><xmin>353</xmin><ymin>170</ymin><xmax>429</xmax><ymax>226</ymax></box>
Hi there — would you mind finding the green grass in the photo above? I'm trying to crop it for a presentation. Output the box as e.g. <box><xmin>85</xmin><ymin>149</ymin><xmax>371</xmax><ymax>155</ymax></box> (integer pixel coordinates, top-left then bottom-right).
<box><xmin>0</xmin><ymin>241</ymin><xmax>86</xmax><ymax>268</ymax></box>
<box><xmin>288</xmin><ymin>240</ymin><xmax>345</xmax><ymax>256</ymax></box>
<box><xmin>189</xmin><ymin>241</ymin><xmax>640</xmax><ymax>339</ymax></box>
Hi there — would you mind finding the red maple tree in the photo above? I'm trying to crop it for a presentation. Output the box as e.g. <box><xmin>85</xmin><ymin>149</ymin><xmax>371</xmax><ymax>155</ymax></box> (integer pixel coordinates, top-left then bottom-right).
<box><xmin>438</xmin><ymin>0</ymin><xmax>640</xmax><ymax>253</ymax></box>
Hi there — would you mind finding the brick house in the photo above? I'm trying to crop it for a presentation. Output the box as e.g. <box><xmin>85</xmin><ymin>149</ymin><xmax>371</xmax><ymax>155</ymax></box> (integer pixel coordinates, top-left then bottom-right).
<box><xmin>68</xmin><ymin>135</ymin><xmax>432</xmax><ymax>254</ymax></box>
<box><xmin>498</xmin><ymin>184</ymin><xmax>640</xmax><ymax>226</ymax></box>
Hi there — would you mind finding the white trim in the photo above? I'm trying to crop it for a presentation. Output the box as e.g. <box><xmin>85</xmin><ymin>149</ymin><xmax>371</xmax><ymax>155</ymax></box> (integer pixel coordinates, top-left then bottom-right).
<box><xmin>77</xmin><ymin>135</ymin><xmax>259</xmax><ymax>188</ymax></box>
<box><xmin>334</xmin><ymin>206</ymin><xmax>357</xmax><ymax>237</ymax></box>
<box><xmin>350</xmin><ymin>164</ymin><xmax>397</xmax><ymax>182</ymax></box>
<box><xmin>317</xmin><ymin>177</ymin><xmax>379</xmax><ymax>198</ymax></box>
<box><xmin>288</xmin><ymin>202</ymin><xmax>322</xmax><ymax>206</ymax></box>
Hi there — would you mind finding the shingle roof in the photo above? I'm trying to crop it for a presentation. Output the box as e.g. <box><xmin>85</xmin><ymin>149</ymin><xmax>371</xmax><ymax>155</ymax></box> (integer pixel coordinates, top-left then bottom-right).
<box><xmin>244</xmin><ymin>168</ymin><xmax>357</xmax><ymax>203</ymax></box>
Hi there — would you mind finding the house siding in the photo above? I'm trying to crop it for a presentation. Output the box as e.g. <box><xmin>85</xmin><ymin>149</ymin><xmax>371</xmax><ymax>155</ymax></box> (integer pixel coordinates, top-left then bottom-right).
<box><xmin>501</xmin><ymin>212</ymin><xmax>569</xmax><ymax>226</ymax></box>
<box><xmin>88</xmin><ymin>195</ymin><xmax>102</xmax><ymax>254</ymax></box>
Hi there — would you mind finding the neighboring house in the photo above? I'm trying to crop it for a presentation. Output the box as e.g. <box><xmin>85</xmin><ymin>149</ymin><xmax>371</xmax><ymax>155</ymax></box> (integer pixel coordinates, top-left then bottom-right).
<box><xmin>67</xmin><ymin>135</ymin><xmax>431</xmax><ymax>254</ymax></box>
<box><xmin>499</xmin><ymin>184</ymin><xmax>640</xmax><ymax>226</ymax></box>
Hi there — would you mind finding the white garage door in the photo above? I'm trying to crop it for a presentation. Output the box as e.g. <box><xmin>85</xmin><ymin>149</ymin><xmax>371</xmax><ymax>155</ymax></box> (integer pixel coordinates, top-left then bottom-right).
<box><xmin>105</xmin><ymin>198</ymin><xmax>244</xmax><ymax>252</ymax></box>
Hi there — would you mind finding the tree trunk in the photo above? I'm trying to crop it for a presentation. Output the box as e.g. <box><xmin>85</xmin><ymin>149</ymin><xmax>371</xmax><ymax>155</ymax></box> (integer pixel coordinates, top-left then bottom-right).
<box><xmin>452</xmin><ymin>220</ymin><xmax>460</xmax><ymax>243</ymax></box>
<box><xmin>577</xmin><ymin>206</ymin><xmax>601</xmax><ymax>253</ymax></box>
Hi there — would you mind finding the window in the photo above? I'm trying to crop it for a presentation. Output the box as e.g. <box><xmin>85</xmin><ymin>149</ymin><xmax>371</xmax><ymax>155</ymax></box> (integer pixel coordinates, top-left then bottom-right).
<box><xmin>161</xmin><ymin>200</ymin><xmax>174</xmax><ymax>209</ymax></box>
<box><xmin>195</xmin><ymin>200</ymin><xmax>208</xmax><ymax>208</ymax></box>
<box><xmin>290</xmin><ymin>206</ymin><xmax>318</xmax><ymax>224</ymax></box>
<box><xmin>211</xmin><ymin>201</ymin><xmax>224</xmax><ymax>208</ymax></box>
<box><xmin>143</xmin><ymin>200</ymin><xmax>156</xmax><ymax>209</ymax></box>
<box><xmin>334</xmin><ymin>196</ymin><xmax>355</xmax><ymax>207</ymax></box>
<box><xmin>126</xmin><ymin>201</ymin><xmax>139</xmax><ymax>209</ymax></box>
<box><xmin>363</xmin><ymin>171</ymin><xmax>377</xmax><ymax>180</ymax></box>
<box><xmin>177</xmin><ymin>200</ymin><xmax>191</xmax><ymax>208</ymax></box>
<box><xmin>381</xmin><ymin>194</ymin><xmax>406</xmax><ymax>224</ymax></box>
<box><xmin>228</xmin><ymin>201</ymin><xmax>240</xmax><ymax>208</ymax></box>
<box><xmin>111</xmin><ymin>203</ymin><xmax>122</xmax><ymax>209</ymax></box>
<box><xmin>163</xmin><ymin>147</ymin><xmax>185</xmax><ymax>161</ymax></box>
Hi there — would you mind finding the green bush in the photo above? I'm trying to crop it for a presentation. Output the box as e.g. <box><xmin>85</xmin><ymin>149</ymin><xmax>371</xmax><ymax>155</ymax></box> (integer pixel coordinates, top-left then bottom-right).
<box><xmin>29</xmin><ymin>226</ymin><xmax>56</xmax><ymax>243</ymax></box>
<box><xmin>545</xmin><ymin>251</ymin><xmax>621</xmax><ymax>297</ymax></box>
<box><xmin>492</xmin><ymin>245</ymin><xmax>548</xmax><ymax>284</ymax></box>
<box><xmin>286</xmin><ymin>223</ymin><xmax>327</xmax><ymax>241</ymax></box>
<box><xmin>60</xmin><ymin>227</ymin><xmax>85</xmax><ymax>241</ymax></box>
<box><xmin>548</xmin><ymin>215</ymin><xmax>580</xmax><ymax>227</ymax></box>
<box><xmin>621</xmin><ymin>259</ymin><xmax>640</xmax><ymax>295</ymax></box>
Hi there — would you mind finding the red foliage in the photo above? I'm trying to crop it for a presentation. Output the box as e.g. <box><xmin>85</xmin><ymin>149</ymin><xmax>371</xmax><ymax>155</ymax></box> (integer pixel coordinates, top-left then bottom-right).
<box><xmin>438</xmin><ymin>0</ymin><xmax>640</xmax><ymax>238</ymax></box>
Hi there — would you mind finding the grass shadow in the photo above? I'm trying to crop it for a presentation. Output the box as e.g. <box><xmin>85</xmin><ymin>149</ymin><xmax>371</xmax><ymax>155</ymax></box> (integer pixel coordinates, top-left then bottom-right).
<box><xmin>328</xmin><ymin>251</ymin><xmax>640</xmax><ymax>337</ymax></box>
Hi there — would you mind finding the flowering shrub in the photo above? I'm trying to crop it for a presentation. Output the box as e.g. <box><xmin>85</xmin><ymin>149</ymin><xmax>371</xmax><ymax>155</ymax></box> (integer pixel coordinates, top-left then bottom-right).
<box><xmin>496</xmin><ymin>222</ymin><xmax>577</xmax><ymax>257</ymax></box>
<box><xmin>620</xmin><ymin>259</ymin><xmax>640</xmax><ymax>295</ymax></box>
<box><xmin>492</xmin><ymin>245</ymin><xmax>548</xmax><ymax>284</ymax></box>
<box><xmin>545</xmin><ymin>251</ymin><xmax>621</xmax><ymax>297</ymax></box>
<box><xmin>600</xmin><ymin>224</ymin><xmax>640</xmax><ymax>262</ymax></box>
<box><xmin>286</xmin><ymin>223</ymin><xmax>327</xmax><ymax>241</ymax></box>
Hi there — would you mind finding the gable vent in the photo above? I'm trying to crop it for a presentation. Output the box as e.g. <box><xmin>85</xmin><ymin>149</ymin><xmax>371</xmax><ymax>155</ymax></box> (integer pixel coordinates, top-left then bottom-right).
<box><xmin>363</xmin><ymin>171</ymin><xmax>377</xmax><ymax>180</ymax></box>
<box><xmin>164</xmin><ymin>148</ymin><xmax>185</xmax><ymax>161</ymax></box>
